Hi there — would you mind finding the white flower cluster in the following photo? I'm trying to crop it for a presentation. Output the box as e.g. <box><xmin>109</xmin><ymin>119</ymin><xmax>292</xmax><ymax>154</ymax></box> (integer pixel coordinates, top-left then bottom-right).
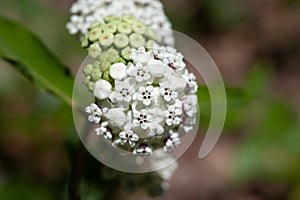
<box><xmin>66</xmin><ymin>0</ymin><xmax>174</xmax><ymax>46</ymax></box>
<box><xmin>85</xmin><ymin>44</ymin><xmax>198</xmax><ymax>154</ymax></box>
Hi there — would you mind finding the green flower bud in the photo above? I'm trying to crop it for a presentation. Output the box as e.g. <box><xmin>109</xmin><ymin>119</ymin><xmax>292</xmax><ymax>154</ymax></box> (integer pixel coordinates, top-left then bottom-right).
<box><xmin>88</xmin><ymin>82</ymin><xmax>94</xmax><ymax>91</ymax></box>
<box><xmin>99</xmin><ymin>32</ymin><xmax>114</xmax><ymax>47</ymax></box>
<box><xmin>98</xmin><ymin>52</ymin><xmax>109</xmax><ymax>62</ymax></box>
<box><xmin>129</xmin><ymin>33</ymin><xmax>146</xmax><ymax>48</ymax></box>
<box><xmin>114</xmin><ymin>33</ymin><xmax>129</xmax><ymax>48</ymax></box>
<box><xmin>83</xmin><ymin>75</ymin><xmax>91</xmax><ymax>85</ymax></box>
<box><xmin>117</xmin><ymin>22</ymin><xmax>132</xmax><ymax>35</ymax></box>
<box><xmin>103</xmin><ymin>23</ymin><xmax>117</xmax><ymax>33</ymax></box>
<box><xmin>121</xmin><ymin>47</ymin><xmax>131</xmax><ymax>60</ymax></box>
<box><xmin>146</xmin><ymin>40</ymin><xmax>156</xmax><ymax>50</ymax></box>
<box><xmin>104</xmin><ymin>15</ymin><xmax>122</xmax><ymax>23</ymax></box>
<box><xmin>146</xmin><ymin>28</ymin><xmax>157</xmax><ymax>41</ymax></box>
<box><xmin>103</xmin><ymin>70</ymin><xmax>111</xmax><ymax>82</ymax></box>
<box><xmin>107</xmin><ymin>48</ymin><xmax>120</xmax><ymax>63</ymax></box>
<box><xmin>100</xmin><ymin>60</ymin><xmax>111</xmax><ymax>72</ymax></box>
<box><xmin>89</xmin><ymin>22</ymin><xmax>103</xmax><ymax>30</ymax></box>
<box><xmin>132</xmin><ymin>21</ymin><xmax>146</xmax><ymax>34</ymax></box>
<box><xmin>93</xmin><ymin>61</ymin><xmax>102</xmax><ymax>69</ymax></box>
<box><xmin>122</xmin><ymin>14</ymin><xmax>136</xmax><ymax>24</ymax></box>
<box><xmin>83</xmin><ymin>64</ymin><xmax>94</xmax><ymax>75</ymax></box>
<box><xmin>88</xmin><ymin>43</ymin><xmax>102</xmax><ymax>58</ymax></box>
<box><xmin>88</xmin><ymin>27</ymin><xmax>102</xmax><ymax>42</ymax></box>
<box><xmin>113</xmin><ymin>57</ymin><xmax>126</xmax><ymax>64</ymax></box>
<box><xmin>81</xmin><ymin>36</ymin><xmax>89</xmax><ymax>48</ymax></box>
<box><xmin>91</xmin><ymin>68</ymin><xmax>102</xmax><ymax>80</ymax></box>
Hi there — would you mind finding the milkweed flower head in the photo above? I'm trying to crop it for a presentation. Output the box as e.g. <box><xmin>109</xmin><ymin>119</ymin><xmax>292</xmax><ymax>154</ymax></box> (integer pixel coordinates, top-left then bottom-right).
<box><xmin>66</xmin><ymin>0</ymin><xmax>174</xmax><ymax>46</ymax></box>
<box><xmin>83</xmin><ymin>35</ymin><xmax>198</xmax><ymax>154</ymax></box>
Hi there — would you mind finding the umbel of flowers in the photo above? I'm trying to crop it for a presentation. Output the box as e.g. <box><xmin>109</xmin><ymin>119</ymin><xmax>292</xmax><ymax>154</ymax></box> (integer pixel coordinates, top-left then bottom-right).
<box><xmin>66</xmin><ymin>0</ymin><xmax>174</xmax><ymax>46</ymax></box>
<box><xmin>82</xmin><ymin>15</ymin><xmax>157</xmax><ymax>92</ymax></box>
<box><xmin>83</xmin><ymin>15</ymin><xmax>198</xmax><ymax>155</ymax></box>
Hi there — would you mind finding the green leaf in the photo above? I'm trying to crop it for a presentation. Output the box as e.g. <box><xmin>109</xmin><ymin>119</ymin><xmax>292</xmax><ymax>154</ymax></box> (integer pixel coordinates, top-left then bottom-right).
<box><xmin>0</xmin><ymin>15</ymin><xmax>74</xmax><ymax>106</ymax></box>
<box><xmin>197</xmin><ymin>85</ymin><xmax>249</xmax><ymax>116</ymax></box>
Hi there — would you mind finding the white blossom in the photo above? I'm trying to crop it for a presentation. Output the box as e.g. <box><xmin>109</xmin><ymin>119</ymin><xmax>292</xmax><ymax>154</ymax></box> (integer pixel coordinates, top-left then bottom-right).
<box><xmin>130</xmin><ymin>47</ymin><xmax>151</xmax><ymax>64</ymax></box>
<box><xmin>95</xmin><ymin>121</ymin><xmax>112</xmax><ymax>141</ymax></box>
<box><xmin>85</xmin><ymin>103</ymin><xmax>102</xmax><ymax>123</ymax></box>
<box><xmin>183</xmin><ymin>70</ymin><xmax>198</xmax><ymax>94</ymax></box>
<box><xmin>119</xmin><ymin>130</ymin><xmax>139</xmax><ymax>147</ymax></box>
<box><xmin>133</xmin><ymin>109</ymin><xmax>153</xmax><ymax>130</ymax></box>
<box><xmin>159</xmin><ymin>81</ymin><xmax>178</xmax><ymax>102</ymax></box>
<box><xmin>94</xmin><ymin>79</ymin><xmax>112</xmax><ymax>100</ymax></box>
<box><xmin>134</xmin><ymin>144</ymin><xmax>152</xmax><ymax>155</ymax></box>
<box><xmin>105</xmin><ymin>108</ymin><xmax>127</xmax><ymax>127</ymax></box>
<box><xmin>165</xmin><ymin>101</ymin><xmax>182</xmax><ymax>126</ymax></box>
<box><xmin>129</xmin><ymin>63</ymin><xmax>151</xmax><ymax>83</ymax></box>
<box><xmin>109</xmin><ymin>62</ymin><xmax>127</xmax><ymax>80</ymax></box>
<box><xmin>133</xmin><ymin>85</ymin><xmax>158</xmax><ymax>106</ymax></box>
<box><xmin>163</xmin><ymin>130</ymin><xmax>181</xmax><ymax>152</ymax></box>
<box><xmin>110</xmin><ymin>78</ymin><xmax>136</xmax><ymax>103</ymax></box>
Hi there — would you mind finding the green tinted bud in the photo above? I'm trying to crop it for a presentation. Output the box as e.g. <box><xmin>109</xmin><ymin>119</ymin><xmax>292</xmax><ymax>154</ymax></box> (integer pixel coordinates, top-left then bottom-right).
<box><xmin>93</xmin><ymin>61</ymin><xmax>102</xmax><ymax>69</ymax></box>
<box><xmin>117</xmin><ymin>22</ymin><xmax>132</xmax><ymax>35</ymax></box>
<box><xmin>99</xmin><ymin>52</ymin><xmax>109</xmax><ymax>62</ymax></box>
<box><xmin>84</xmin><ymin>64</ymin><xmax>94</xmax><ymax>75</ymax></box>
<box><xmin>104</xmin><ymin>15</ymin><xmax>122</xmax><ymax>23</ymax></box>
<box><xmin>113</xmin><ymin>57</ymin><xmax>126</xmax><ymax>64</ymax></box>
<box><xmin>88</xmin><ymin>82</ymin><xmax>95</xmax><ymax>91</ymax></box>
<box><xmin>88</xmin><ymin>43</ymin><xmax>102</xmax><ymax>58</ymax></box>
<box><xmin>146</xmin><ymin>28</ymin><xmax>157</xmax><ymax>41</ymax></box>
<box><xmin>99</xmin><ymin>32</ymin><xmax>114</xmax><ymax>47</ymax></box>
<box><xmin>103</xmin><ymin>23</ymin><xmax>117</xmax><ymax>33</ymax></box>
<box><xmin>121</xmin><ymin>47</ymin><xmax>131</xmax><ymax>60</ymax></box>
<box><xmin>114</xmin><ymin>33</ymin><xmax>129</xmax><ymax>48</ymax></box>
<box><xmin>132</xmin><ymin>21</ymin><xmax>146</xmax><ymax>34</ymax></box>
<box><xmin>146</xmin><ymin>40</ymin><xmax>156</xmax><ymax>50</ymax></box>
<box><xmin>122</xmin><ymin>14</ymin><xmax>136</xmax><ymax>24</ymax></box>
<box><xmin>103</xmin><ymin>70</ymin><xmax>111</xmax><ymax>82</ymax></box>
<box><xmin>100</xmin><ymin>60</ymin><xmax>111</xmax><ymax>72</ymax></box>
<box><xmin>83</xmin><ymin>75</ymin><xmax>91</xmax><ymax>85</ymax></box>
<box><xmin>91</xmin><ymin>68</ymin><xmax>102</xmax><ymax>80</ymax></box>
<box><xmin>107</xmin><ymin>53</ymin><xmax>120</xmax><ymax>63</ymax></box>
<box><xmin>89</xmin><ymin>22</ymin><xmax>103</xmax><ymax>30</ymax></box>
<box><xmin>88</xmin><ymin>27</ymin><xmax>102</xmax><ymax>42</ymax></box>
<box><xmin>129</xmin><ymin>33</ymin><xmax>145</xmax><ymax>48</ymax></box>
<box><xmin>81</xmin><ymin>36</ymin><xmax>89</xmax><ymax>48</ymax></box>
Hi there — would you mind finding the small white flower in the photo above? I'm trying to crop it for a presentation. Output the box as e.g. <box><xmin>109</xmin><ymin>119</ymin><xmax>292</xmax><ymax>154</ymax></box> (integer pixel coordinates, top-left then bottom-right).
<box><xmin>130</xmin><ymin>63</ymin><xmax>151</xmax><ymax>83</ymax></box>
<box><xmin>119</xmin><ymin>130</ymin><xmax>139</xmax><ymax>147</ymax></box>
<box><xmin>183</xmin><ymin>70</ymin><xmax>198</xmax><ymax>94</ymax></box>
<box><xmin>133</xmin><ymin>85</ymin><xmax>158</xmax><ymax>106</ymax></box>
<box><xmin>85</xmin><ymin>103</ymin><xmax>102</xmax><ymax>123</ymax></box>
<box><xmin>109</xmin><ymin>62</ymin><xmax>128</xmax><ymax>80</ymax></box>
<box><xmin>133</xmin><ymin>109</ymin><xmax>153</xmax><ymax>129</ymax></box>
<box><xmin>163</xmin><ymin>130</ymin><xmax>181</xmax><ymax>152</ymax></box>
<box><xmin>94</xmin><ymin>79</ymin><xmax>112</xmax><ymax>100</ymax></box>
<box><xmin>165</xmin><ymin>101</ymin><xmax>182</xmax><ymax>126</ymax></box>
<box><xmin>66</xmin><ymin>15</ymin><xmax>84</xmax><ymax>34</ymax></box>
<box><xmin>147</xmin><ymin>59</ymin><xmax>169</xmax><ymax>77</ymax></box>
<box><xmin>95</xmin><ymin>121</ymin><xmax>112</xmax><ymax>141</ymax></box>
<box><xmin>130</xmin><ymin>47</ymin><xmax>151</xmax><ymax>64</ymax></box>
<box><xmin>110</xmin><ymin>78</ymin><xmax>136</xmax><ymax>103</ymax></box>
<box><xmin>159</xmin><ymin>81</ymin><xmax>178</xmax><ymax>102</ymax></box>
<box><xmin>182</xmin><ymin>95</ymin><xmax>198</xmax><ymax>117</ymax></box>
<box><xmin>134</xmin><ymin>144</ymin><xmax>152</xmax><ymax>155</ymax></box>
<box><xmin>105</xmin><ymin>108</ymin><xmax>127</xmax><ymax>127</ymax></box>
